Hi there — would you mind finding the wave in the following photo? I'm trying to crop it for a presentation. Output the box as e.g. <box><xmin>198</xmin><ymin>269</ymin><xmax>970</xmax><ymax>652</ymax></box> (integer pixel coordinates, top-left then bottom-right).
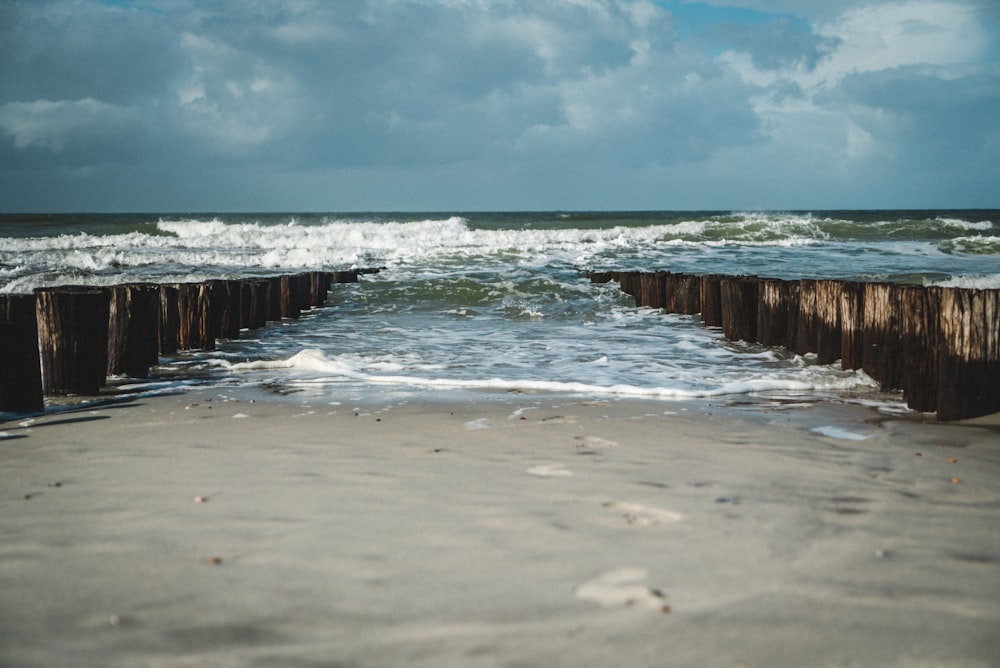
<box><xmin>221</xmin><ymin>348</ymin><xmax>881</xmax><ymax>401</ymax></box>
<box><xmin>3</xmin><ymin>212</ymin><xmax>997</xmax><ymax>292</ymax></box>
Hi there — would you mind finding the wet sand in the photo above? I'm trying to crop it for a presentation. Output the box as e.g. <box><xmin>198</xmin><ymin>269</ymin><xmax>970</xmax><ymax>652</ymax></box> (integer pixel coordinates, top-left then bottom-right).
<box><xmin>2</xmin><ymin>389</ymin><xmax>999</xmax><ymax>667</ymax></box>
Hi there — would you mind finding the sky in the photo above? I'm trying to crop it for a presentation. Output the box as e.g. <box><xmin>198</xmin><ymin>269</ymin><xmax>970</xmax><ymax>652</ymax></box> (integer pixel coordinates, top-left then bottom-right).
<box><xmin>1</xmin><ymin>0</ymin><xmax>998</xmax><ymax>212</ymax></box>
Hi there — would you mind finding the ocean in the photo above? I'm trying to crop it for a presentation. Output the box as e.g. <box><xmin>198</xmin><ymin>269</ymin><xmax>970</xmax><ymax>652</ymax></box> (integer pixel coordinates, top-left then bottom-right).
<box><xmin>2</xmin><ymin>210</ymin><xmax>998</xmax><ymax>410</ymax></box>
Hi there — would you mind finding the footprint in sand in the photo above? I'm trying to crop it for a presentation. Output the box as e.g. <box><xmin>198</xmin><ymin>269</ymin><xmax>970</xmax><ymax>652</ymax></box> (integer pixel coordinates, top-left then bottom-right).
<box><xmin>573</xmin><ymin>435</ymin><xmax>618</xmax><ymax>448</ymax></box>
<box><xmin>603</xmin><ymin>501</ymin><xmax>683</xmax><ymax>526</ymax></box>
<box><xmin>526</xmin><ymin>464</ymin><xmax>573</xmax><ymax>477</ymax></box>
<box><xmin>575</xmin><ymin>567</ymin><xmax>669</xmax><ymax>611</ymax></box>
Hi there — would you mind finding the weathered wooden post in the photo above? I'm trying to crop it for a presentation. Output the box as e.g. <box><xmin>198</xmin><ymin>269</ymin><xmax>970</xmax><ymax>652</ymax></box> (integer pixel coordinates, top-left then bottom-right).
<box><xmin>159</xmin><ymin>284</ymin><xmax>179</xmax><ymax>354</ymax></box>
<box><xmin>699</xmin><ymin>274</ymin><xmax>723</xmax><ymax>327</ymax></box>
<box><xmin>240</xmin><ymin>279</ymin><xmax>270</xmax><ymax>330</ymax></box>
<box><xmin>936</xmin><ymin>288</ymin><xmax>1000</xmax><ymax>421</ymax></box>
<box><xmin>34</xmin><ymin>286</ymin><xmax>110</xmax><ymax>396</ymax></box>
<box><xmin>107</xmin><ymin>283</ymin><xmax>160</xmax><ymax>378</ymax></box>
<box><xmin>331</xmin><ymin>270</ymin><xmax>360</xmax><ymax>284</ymax></box>
<box><xmin>814</xmin><ymin>280</ymin><xmax>843</xmax><ymax>365</ymax></box>
<box><xmin>676</xmin><ymin>274</ymin><xmax>702</xmax><ymax>316</ymax></box>
<box><xmin>280</xmin><ymin>274</ymin><xmax>303</xmax><ymax>319</ymax></box>
<box><xmin>206</xmin><ymin>279</ymin><xmax>241</xmax><ymax>340</ymax></box>
<box><xmin>589</xmin><ymin>272</ymin><xmax>613</xmax><ymax>284</ymax></box>
<box><xmin>719</xmin><ymin>276</ymin><xmax>758</xmax><ymax>342</ymax></box>
<box><xmin>793</xmin><ymin>279</ymin><xmax>819</xmax><ymax>356</ymax></box>
<box><xmin>266</xmin><ymin>276</ymin><xmax>283</xmax><ymax>321</ymax></box>
<box><xmin>899</xmin><ymin>284</ymin><xmax>938</xmax><ymax>413</ymax></box>
<box><xmin>838</xmin><ymin>281</ymin><xmax>864</xmax><ymax>371</ymax></box>
<box><xmin>757</xmin><ymin>278</ymin><xmax>791</xmax><ymax>349</ymax></box>
<box><xmin>309</xmin><ymin>271</ymin><xmax>329</xmax><ymax>308</ymax></box>
<box><xmin>176</xmin><ymin>282</ymin><xmax>215</xmax><ymax>351</ymax></box>
<box><xmin>861</xmin><ymin>282</ymin><xmax>901</xmax><ymax>392</ymax></box>
<box><xmin>0</xmin><ymin>294</ymin><xmax>44</xmax><ymax>412</ymax></box>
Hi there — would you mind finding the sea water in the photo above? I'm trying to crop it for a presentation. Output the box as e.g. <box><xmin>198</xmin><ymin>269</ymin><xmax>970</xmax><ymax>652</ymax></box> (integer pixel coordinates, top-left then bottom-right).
<box><xmin>2</xmin><ymin>211</ymin><xmax>997</xmax><ymax>409</ymax></box>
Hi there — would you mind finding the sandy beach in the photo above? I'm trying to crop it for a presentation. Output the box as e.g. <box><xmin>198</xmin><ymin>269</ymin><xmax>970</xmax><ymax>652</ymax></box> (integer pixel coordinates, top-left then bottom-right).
<box><xmin>2</xmin><ymin>389</ymin><xmax>999</xmax><ymax>667</ymax></box>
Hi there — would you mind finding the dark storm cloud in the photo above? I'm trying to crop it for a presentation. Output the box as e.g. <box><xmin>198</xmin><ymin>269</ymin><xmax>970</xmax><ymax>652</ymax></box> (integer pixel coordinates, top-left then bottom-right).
<box><xmin>0</xmin><ymin>0</ymin><xmax>996</xmax><ymax>210</ymax></box>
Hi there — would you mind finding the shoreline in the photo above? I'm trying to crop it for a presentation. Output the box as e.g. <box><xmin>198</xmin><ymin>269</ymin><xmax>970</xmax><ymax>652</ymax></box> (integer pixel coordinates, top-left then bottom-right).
<box><xmin>2</xmin><ymin>388</ymin><xmax>999</xmax><ymax>666</ymax></box>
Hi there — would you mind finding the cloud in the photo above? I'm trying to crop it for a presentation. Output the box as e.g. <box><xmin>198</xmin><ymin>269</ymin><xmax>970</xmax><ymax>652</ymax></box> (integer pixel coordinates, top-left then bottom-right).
<box><xmin>0</xmin><ymin>0</ymin><xmax>996</xmax><ymax>210</ymax></box>
<box><xmin>0</xmin><ymin>98</ymin><xmax>139</xmax><ymax>151</ymax></box>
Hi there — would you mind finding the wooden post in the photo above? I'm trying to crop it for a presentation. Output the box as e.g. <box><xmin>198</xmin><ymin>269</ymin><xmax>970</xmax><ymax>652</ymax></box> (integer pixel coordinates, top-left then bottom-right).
<box><xmin>240</xmin><ymin>279</ymin><xmax>270</xmax><ymax>330</ymax></box>
<box><xmin>899</xmin><ymin>285</ymin><xmax>938</xmax><ymax>413</ymax></box>
<box><xmin>207</xmin><ymin>279</ymin><xmax>241</xmax><ymax>340</ymax></box>
<box><xmin>266</xmin><ymin>277</ymin><xmax>283</xmax><ymax>322</ymax></box>
<box><xmin>309</xmin><ymin>271</ymin><xmax>330</xmax><ymax>308</ymax></box>
<box><xmin>676</xmin><ymin>274</ymin><xmax>702</xmax><ymax>316</ymax></box>
<box><xmin>331</xmin><ymin>270</ymin><xmax>360</xmax><ymax>283</ymax></box>
<box><xmin>757</xmin><ymin>278</ymin><xmax>791</xmax><ymax>349</ymax></box>
<box><xmin>0</xmin><ymin>294</ymin><xmax>44</xmax><ymax>413</ymax></box>
<box><xmin>719</xmin><ymin>276</ymin><xmax>758</xmax><ymax>342</ymax></box>
<box><xmin>176</xmin><ymin>282</ymin><xmax>215</xmax><ymax>351</ymax></box>
<box><xmin>838</xmin><ymin>281</ymin><xmax>864</xmax><ymax>371</ymax></box>
<box><xmin>699</xmin><ymin>275</ymin><xmax>723</xmax><ymax>327</ymax></box>
<box><xmin>107</xmin><ymin>283</ymin><xmax>160</xmax><ymax>378</ymax></box>
<box><xmin>794</xmin><ymin>279</ymin><xmax>819</xmax><ymax>356</ymax></box>
<box><xmin>936</xmin><ymin>288</ymin><xmax>1000</xmax><ymax>421</ymax></box>
<box><xmin>814</xmin><ymin>280</ymin><xmax>843</xmax><ymax>365</ymax></box>
<box><xmin>861</xmin><ymin>282</ymin><xmax>901</xmax><ymax>392</ymax></box>
<box><xmin>280</xmin><ymin>274</ymin><xmax>303</xmax><ymax>319</ymax></box>
<box><xmin>159</xmin><ymin>285</ymin><xmax>179</xmax><ymax>355</ymax></box>
<box><xmin>589</xmin><ymin>272</ymin><xmax>613</xmax><ymax>284</ymax></box>
<box><xmin>34</xmin><ymin>286</ymin><xmax>110</xmax><ymax>396</ymax></box>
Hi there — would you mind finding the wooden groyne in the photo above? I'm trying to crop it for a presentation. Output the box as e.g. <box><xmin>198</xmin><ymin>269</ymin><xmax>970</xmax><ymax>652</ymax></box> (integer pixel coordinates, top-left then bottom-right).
<box><xmin>0</xmin><ymin>270</ymin><xmax>373</xmax><ymax>413</ymax></box>
<box><xmin>590</xmin><ymin>271</ymin><xmax>1000</xmax><ymax>421</ymax></box>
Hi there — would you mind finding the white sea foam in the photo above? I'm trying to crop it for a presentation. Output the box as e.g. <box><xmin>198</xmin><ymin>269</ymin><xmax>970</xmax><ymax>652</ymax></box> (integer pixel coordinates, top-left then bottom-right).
<box><xmin>223</xmin><ymin>348</ymin><xmax>880</xmax><ymax>401</ymax></box>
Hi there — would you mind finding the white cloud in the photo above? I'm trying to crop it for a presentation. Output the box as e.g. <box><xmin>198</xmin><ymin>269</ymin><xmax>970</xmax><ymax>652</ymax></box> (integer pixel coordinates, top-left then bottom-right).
<box><xmin>0</xmin><ymin>98</ymin><xmax>139</xmax><ymax>151</ymax></box>
<box><xmin>172</xmin><ymin>31</ymin><xmax>299</xmax><ymax>149</ymax></box>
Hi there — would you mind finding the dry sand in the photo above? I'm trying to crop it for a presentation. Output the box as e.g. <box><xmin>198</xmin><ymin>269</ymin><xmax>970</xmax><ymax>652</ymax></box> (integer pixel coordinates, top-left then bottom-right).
<box><xmin>2</xmin><ymin>388</ymin><xmax>999</xmax><ymax>667</ymax></box>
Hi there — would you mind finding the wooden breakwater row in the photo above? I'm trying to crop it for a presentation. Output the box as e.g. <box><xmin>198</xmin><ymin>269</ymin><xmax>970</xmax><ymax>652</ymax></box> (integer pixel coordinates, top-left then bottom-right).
<box><xmin>0</xmin><ymin>269</ymin><xmax>373</xmax><ymax>414</ymax></box>
<box><xmin>589</xmin><ymin>271</ymin><xmax>1000</xmax><ymax>421</ymax></box>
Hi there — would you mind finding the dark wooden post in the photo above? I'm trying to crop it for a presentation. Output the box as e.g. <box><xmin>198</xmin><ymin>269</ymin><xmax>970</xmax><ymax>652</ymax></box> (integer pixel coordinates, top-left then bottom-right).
<box><xmin>0</xmin><ymin>294</ymin><xmax>44</xmax><ymax>413</ymax></box>
<box><xmin>34</xmin><ymin>286</ymin><xmax>110</xmax><ymax>396</ymax></box>
<box><xmin>899</xmin><ymin>284</ymin><xmax>938</xmax><ymax>413</ymax></box>
<box><xmin>266</xmin><ymin>276</ymin><xmax>283</xmax><ymax>321</ymax></box>
<box><xmin>676</xmin><ymin>274</ymin><xmax>701</xmax><ymax>315</ymax></box>
<box><xmin>794</xmin><ymin>279</ymin><xmax>818</xmax><ymax>356</ymax></box>
<box><xmin>814</xmin><ymin>280</ymin><xmax>843</xmax><ymax>365</ymax></box>
<box><xmin>280</xmin><ymin>274</ymin><xmax>303</xmax><ymax>319</ymax></box>
<box><xmin>176</xmin><ymin>282</ymin><xmax>215</xmax><ymax>351</ymax></box>
<box><xmin>240</xmin><ymin>279</ymin><xmax>270</xmax><ymax>330</ymax></box>
<box><xmin>861</xmin><ymin>282</ymin><xmax>902</xmax><ymax>391</ymax></box>
<box><xmin>107</xmin><ymin>283</ymin><xmax>160</xmax><ymax>378</ymax></box>
<box><xmin>936</xmin><ymin>288</ymin><xmax>1000</xmax><ymax>421</ymax></box>
<box><xmin>309</xmin><ymin>271</ymin><xmax>330</xmax><ymax>308</ymax></box>
<box><xmin>757</xmin><ymin>278</ymin><xmax>791</xmax><ymax>349</ymax></box>
<box><xmin>207</xmin><ymin>279</ymin><xmax>241</xmax><ymax>340</ymax></box>
<box><xmin>331</xmin><ymin>270</ymin><xmax>360</xmax><ymax>284</ymax></box>
<box><xmin>838</xmin><ymin>281</ymin><xmax>864</xmax><ymax>371</ymax></box>
<box><xmin>159</xmin><ymin>284</ymin><xmax>179</xmax><ymax>355</ymax></box>
<box><xmin>719</xmin><ymin>276</ymin><xmax>758</xmax><ymax>342</ymax></box>
<box><xmin>699</xmin><ymin>275</ymin><xmax>723</xmax><ymax>327</ymax></box>
<box><xmin>589</xmin><ymin>272</ymin><xmax>613</xmax><ymax>284</ymax></box>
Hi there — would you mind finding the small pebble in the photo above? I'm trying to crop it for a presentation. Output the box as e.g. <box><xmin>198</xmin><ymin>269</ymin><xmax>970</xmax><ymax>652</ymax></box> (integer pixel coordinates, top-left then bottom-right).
<box><xmin>194</xmin><ymin>496</ymin><xmax>208</xmax><ymax>503</ymax></box>
<box><xmin>207</xmin><ymin>556</ymin><xmax>222</xmax><ymax>565</ymax></box>
<box><xmin>949</xmin><ymin>457</ymin><xmax>958</xmax><ymax>464</ymax></box>
<box><xmin>951</xmin><ymin>477</ymin><xmax>961</xmax><ymax>484</ymax></box>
